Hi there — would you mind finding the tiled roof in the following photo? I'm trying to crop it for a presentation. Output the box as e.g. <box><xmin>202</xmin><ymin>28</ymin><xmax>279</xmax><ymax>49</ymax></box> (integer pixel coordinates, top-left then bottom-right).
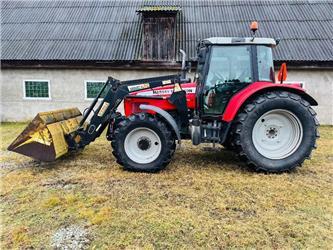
<box><xmin>1</xmin><ymin>0</ymin><xmax>332</xmax><ymax>64</ymax></box>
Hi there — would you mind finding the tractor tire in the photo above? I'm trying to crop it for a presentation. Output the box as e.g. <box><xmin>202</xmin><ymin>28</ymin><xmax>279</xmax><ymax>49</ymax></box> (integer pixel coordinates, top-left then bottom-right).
<box><xmin>222</xmin><ymin>135</ymin><xmax>235</xmax><ymax>151</ymax></box>
<box><xmin>232</xmin><ymin>91</ymin><xmax>319</xmax><ymax>173</ymax></box>
<box><xmin>111</xmin><ymin>113</ymin><xmax>175</xmax><ymax>172</ymax></box>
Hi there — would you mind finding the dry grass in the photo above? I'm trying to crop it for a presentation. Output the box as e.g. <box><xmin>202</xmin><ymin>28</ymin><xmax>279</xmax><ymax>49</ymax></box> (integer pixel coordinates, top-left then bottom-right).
<box><xmin>0</xmin><ymin>122</ymin><xmax>332</xmax><ymax>249</ymax></box>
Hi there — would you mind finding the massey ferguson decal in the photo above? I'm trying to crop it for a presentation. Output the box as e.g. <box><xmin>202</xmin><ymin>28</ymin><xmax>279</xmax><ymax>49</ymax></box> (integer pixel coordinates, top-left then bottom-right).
<box><xmin>136</xmin><ymin>87</ymin><xmax>196</xmax><ymax>96</ymax></box>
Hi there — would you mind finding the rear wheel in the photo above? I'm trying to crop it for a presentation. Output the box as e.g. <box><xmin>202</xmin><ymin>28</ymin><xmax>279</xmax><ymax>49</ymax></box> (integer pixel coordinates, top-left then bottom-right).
<box><xmin>222</xmin><ymin>136</ymin><xmax>235</xmax><ymax>151</ymax></box>
<box><xmin>233</xmin><ymin>91</ymin><xmax>319</xmax><ymax>172</ymax></box>
<box><xmin>111</xmin><ymin>113</ymin><xmax>175</xmax><ymax>172</ymax></box>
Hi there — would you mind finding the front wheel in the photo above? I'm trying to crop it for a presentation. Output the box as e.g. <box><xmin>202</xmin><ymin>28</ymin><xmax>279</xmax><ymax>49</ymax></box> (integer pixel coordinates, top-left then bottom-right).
<box><xmin>111</xmin><ymin>113</ymin><xmax>175</xmax><ymax>172</ymax></box>
<box><xmin>233</xmin><ymin>91</ymin><xmax>319</xmax><ymax>172</ymax></box>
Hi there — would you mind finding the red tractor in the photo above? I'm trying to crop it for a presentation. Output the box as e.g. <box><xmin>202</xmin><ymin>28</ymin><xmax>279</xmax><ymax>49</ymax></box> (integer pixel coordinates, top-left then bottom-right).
<box><xmin>9</xmin><ymin>24</ymin><xmax>319</xmax><ymax>173</ymax></box>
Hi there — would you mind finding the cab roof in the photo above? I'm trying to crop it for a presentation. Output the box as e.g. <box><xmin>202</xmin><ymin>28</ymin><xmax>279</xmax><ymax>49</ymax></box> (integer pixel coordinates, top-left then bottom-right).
<box><xmin>203</xmin><ymin>37</ymin><xmax>277</xmax><ymax>47</ymax></box>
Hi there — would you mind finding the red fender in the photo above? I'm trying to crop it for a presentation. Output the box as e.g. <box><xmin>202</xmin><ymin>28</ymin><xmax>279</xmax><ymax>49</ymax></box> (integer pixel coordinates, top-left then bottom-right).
<box><xmin>222</xmin><ymin>81</ymin><xmax>318</xmax><ymax>122</ymax></box>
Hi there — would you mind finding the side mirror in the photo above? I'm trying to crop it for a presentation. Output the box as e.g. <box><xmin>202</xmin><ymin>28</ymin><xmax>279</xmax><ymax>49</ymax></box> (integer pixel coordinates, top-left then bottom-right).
<box><xmin>197</xmin><ymin>48</ymin><xmax>207</xmax><ymax>64</ymax></box>
<box><xmin>277</xmin><ymin>63</ymin><xmax>287</xmax><ymax>83</ymax></box>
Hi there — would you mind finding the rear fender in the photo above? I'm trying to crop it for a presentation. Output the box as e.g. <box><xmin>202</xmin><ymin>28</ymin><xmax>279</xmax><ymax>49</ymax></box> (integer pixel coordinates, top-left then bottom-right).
<box><xmin>222</xmin><ymin>82</ymin><xmax>318</xmax><ymax>122</ymax></box>
<box><xmin>139</xmin><ymin>104</ymin><xmax>181</xmax><ymax>145</ymax></box>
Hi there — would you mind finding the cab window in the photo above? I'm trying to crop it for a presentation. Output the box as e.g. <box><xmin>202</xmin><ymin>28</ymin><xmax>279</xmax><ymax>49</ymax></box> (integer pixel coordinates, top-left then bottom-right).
<box><xmin>205</xmin><ymin>45</ymin><xmax>252</xmax><ymax>89</ymax></box>
<box><xmin>257</xmin><ymin>46</ymin><xmax>274</xmax><ymax>82</ymax></box>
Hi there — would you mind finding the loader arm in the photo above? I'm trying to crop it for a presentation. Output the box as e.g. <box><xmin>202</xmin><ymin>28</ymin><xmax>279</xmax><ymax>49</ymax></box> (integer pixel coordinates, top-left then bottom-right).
<box><xmin>69</xmin><ymin>75</ymin><xmax>185</xmax><ymax>149</ymax></box>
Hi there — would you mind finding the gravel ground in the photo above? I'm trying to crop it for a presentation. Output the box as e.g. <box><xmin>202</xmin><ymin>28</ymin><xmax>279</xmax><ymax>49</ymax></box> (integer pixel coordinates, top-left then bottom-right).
<box><xmin>51</xmin><ymin>225</ymin><xmax>90</xmax><ymax>250</ymax></box>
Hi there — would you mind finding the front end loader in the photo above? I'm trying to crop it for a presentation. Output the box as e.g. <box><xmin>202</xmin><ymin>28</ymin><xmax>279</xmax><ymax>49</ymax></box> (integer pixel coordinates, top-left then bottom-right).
<box><xmin>8</xmin><ymin>23</ymin><xmax>320</xmax><ymax>173</ymax></box>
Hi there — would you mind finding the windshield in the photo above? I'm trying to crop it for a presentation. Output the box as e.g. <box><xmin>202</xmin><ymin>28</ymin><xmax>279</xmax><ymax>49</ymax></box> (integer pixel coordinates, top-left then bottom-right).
<box><xmin>258</xmin><ymin>45</ymin><xmax>274</xmax><ymax>82</ymax></box>
<box><xmin>205</xmin><ymin>46</ymin><xmax>252</xmax><ymax>89</ymax></box>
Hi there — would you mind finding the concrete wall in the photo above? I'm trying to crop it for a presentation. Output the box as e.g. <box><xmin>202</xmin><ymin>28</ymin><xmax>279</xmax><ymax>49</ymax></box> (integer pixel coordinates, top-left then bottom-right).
<box><xmin>284</xmin><ymin>69</ymin><xmax>333</xmax><ymax>125</ymax></box>
<box><xmin>0</xmin><ymin>68</ymin><xmax>175</xmax><ymax>122</ymax></box>
<box><xmin>1</xmin><ymin>68</ymin><xmax>332</xmax><ymax>124</ymax></box>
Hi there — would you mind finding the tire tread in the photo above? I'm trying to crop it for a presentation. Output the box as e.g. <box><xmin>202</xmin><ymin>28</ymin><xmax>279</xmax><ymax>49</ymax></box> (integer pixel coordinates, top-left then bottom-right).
<box><xmin>232</xmin><ymin>91</ymin><xmax>319</xmax><ymax>173</ymax></box>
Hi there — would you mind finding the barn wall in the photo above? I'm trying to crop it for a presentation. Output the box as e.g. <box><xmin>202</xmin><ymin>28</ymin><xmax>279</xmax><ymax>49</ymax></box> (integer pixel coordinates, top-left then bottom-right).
<box><xmin>0</xmin><ymin>68</ymin><xmax>176</xmax><ymax>122</ymax></box>
<box><xmin>1</xmin><ymin>68</ymin><xmax>332</xmax><ymax>124</ymax></box>
<box><xmin>285</xmin><ymin>69</ymin><xmax>333</xmax><ymax>125</ymax></box>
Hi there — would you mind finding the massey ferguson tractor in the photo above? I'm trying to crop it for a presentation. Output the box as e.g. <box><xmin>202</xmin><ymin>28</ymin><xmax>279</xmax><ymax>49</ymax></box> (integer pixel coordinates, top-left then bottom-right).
<box><xmin>8</xmin><ymin>23</ymin><xmax>319</xmax><ymax>173</ymax></box>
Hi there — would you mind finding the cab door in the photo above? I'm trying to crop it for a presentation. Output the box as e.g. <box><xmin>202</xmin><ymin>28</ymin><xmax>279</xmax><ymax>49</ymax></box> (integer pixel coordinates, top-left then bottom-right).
<box><xmin>203</xmin><ymin>45</ymin><xmax>253</xmax><ymax>115</ymax></box>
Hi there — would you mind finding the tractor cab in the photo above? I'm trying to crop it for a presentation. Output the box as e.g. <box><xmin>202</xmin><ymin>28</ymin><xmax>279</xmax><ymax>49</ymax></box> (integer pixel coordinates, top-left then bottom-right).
<box><xmin>195</xmin><ymin>37</ymin><xmax>276</xmax><ymax>115</ymax></box>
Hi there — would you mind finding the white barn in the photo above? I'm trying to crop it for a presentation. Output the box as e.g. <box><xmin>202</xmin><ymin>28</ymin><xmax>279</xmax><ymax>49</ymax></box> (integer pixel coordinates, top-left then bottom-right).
<box><xmin>1</xmin><ymin>0</ymin><xmax>332</xmax><ymax>124</ymax></box>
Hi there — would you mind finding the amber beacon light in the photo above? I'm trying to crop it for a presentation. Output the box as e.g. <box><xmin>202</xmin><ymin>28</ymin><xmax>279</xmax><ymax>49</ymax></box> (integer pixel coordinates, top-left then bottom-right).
<box><xmin>250</xmin><ymin>21</ymin><xmax>258</xmax><ymax>40</ymax></box>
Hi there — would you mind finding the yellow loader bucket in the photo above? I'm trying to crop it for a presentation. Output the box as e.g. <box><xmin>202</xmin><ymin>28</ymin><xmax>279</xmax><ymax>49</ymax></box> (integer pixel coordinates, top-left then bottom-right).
<box><xmin>8</xmin><ymin>108</ymin><xmax>82</xmax><ymax>162</ymax></box>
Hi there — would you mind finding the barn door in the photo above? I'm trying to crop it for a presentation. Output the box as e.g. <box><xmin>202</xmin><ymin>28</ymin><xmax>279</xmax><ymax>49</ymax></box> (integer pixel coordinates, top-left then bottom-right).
<box><xmin>142</xmin><ymin>17</ymin><xmax>176</xmax><ymax>61</ymax></box>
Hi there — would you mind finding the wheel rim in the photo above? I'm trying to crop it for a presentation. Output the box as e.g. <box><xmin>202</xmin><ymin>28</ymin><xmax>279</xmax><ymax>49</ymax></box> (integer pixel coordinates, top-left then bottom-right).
<box><xmin>252</xmin><ymin>109</ymin><xmax>303</xmax><ymax>160</ymax></box>
<box><xmin>124</xmin><ymin>127</ymin><xmax>162</xmax><ymax>164</ymax></box>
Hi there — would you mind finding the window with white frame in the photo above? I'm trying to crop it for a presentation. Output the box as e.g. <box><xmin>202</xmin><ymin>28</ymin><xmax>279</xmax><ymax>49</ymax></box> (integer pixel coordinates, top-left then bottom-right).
<box><xmin>85</xmin><ymin>80</ymin><xmax>107</xmax><ymax>99</ymax></box>
<box><xmin>24</xmin><ymin>80</ymin><xmax>50</xmax><ymax>99</ymax></box>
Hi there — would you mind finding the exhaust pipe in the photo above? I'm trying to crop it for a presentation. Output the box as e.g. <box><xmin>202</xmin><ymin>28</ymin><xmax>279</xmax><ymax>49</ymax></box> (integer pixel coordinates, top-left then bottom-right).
<box><xmin>179</xmin><ymin>49</ymin><xmax>187</xmax><ymax>80</ymax></box>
